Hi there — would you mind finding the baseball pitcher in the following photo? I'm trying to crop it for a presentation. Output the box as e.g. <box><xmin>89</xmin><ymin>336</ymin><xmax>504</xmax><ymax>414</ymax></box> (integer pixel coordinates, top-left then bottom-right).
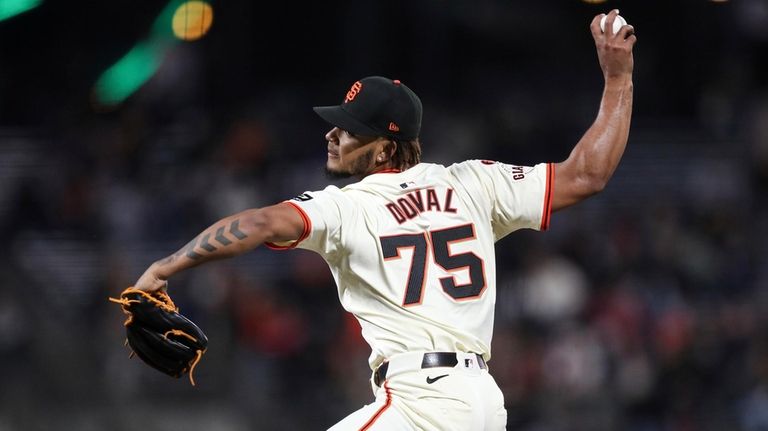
<box><xmin>129</xmin><ymin>11</ymin><xmax>636</xmax><ymax>430</ymax></box>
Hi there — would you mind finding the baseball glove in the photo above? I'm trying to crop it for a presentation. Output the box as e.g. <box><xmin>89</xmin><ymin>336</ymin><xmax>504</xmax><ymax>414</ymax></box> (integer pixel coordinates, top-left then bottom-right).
<box><xmin>109</xmin><ymin>287</ymin><xmax>208</xmax><ymax>385</ymax></box>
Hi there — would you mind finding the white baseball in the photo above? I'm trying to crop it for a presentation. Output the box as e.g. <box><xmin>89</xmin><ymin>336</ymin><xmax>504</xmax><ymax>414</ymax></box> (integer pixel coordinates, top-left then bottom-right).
<box><xmin>600</xmin><ymin>14</ymin><xmax>628</xmax><ymax>35</ymax></box>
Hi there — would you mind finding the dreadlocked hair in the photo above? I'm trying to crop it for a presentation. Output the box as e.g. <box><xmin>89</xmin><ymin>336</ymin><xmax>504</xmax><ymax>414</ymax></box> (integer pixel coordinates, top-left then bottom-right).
<box><xmin>391</xmin><ymin>139</ymin><xmax>422</xmax><ymax>171</ymax></box>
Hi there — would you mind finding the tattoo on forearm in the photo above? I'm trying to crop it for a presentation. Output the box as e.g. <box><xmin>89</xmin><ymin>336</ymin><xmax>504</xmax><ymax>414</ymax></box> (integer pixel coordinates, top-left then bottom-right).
<box><xmin>229</xmin><ymin>220</ymin><xmax>247</xmax><ymax>240</ymax></box>
<box><xmin>182</xmin><ymin>218</ymin><xmax>249</xmax><ymax>260</ymax></box>
<box><xmin>199</xmin><ymin>233</ymin><xmax>216</xmax><ymax>252</ymax></box>
<box><xmin>214</xmin><ymin>226</ymin><xmax>232</xmax><ymax>245</ymax></box>
<box><xmin>183</xmin><ymin>238</ymin><xmax>203</xmax><ymax>260</ymax></box>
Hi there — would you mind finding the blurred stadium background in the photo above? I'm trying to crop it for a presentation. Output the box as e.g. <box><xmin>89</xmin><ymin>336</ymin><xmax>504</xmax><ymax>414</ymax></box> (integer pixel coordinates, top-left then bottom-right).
<box><xmin>1</xmin><ymin>0</ymin><xmax>767</xmax><ymax>430</ymax></box>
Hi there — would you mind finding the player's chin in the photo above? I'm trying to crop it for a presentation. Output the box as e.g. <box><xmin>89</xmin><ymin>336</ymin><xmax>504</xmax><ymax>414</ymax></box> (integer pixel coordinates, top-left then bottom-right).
<box><xmin>325</xmin><ymin>164</ymin><xmax>353</xmax><ymax>179</ymax></box>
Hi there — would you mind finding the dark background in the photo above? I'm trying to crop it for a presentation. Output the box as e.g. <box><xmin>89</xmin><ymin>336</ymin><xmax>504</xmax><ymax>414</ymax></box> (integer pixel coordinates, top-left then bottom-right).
<box><xmin>1</xmin><ymin>0</ymin><xmax>767</xmax><ymax>430</ymax></box>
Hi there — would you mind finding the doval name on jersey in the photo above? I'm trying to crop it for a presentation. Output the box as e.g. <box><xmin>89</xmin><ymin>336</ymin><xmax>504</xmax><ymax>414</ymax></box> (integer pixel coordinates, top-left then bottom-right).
<box><xmin>386</xmin><ymin>187</ymin><xmax>458</xmax><ymax>224</ymax></box>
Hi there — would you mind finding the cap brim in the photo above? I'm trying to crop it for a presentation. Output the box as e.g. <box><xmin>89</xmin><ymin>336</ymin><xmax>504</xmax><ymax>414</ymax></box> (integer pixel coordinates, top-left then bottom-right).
<box><xmin>313</xmin><ymin>105</ymin><xmax>381</xmax><ymax>137</ymax></box>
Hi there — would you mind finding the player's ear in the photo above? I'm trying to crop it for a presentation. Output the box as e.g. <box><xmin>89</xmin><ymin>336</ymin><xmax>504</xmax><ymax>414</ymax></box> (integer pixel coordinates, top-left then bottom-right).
<box><xmin>383</xmin><ymin>139</ymin><xmax>397</xmax><ymax>160</ymax></box>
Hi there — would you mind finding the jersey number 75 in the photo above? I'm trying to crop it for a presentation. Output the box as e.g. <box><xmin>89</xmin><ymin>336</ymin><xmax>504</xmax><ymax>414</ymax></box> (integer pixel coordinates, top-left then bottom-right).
<box><xmin>380</xmin><ymin>224</ymin><xmax>486</xmax><ymax>306</ymax></box>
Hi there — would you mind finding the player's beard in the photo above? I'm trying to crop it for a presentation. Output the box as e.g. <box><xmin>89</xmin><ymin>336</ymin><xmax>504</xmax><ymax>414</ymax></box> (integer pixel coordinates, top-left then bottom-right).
<box><xmin>325</xmin><ymin>148</ymin><xmax>375</xmax><ymax>179</ymax></box>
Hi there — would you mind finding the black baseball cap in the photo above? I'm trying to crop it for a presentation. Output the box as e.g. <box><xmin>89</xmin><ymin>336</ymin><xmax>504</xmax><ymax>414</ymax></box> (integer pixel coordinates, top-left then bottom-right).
<box><xmin>313</xmin><ymin>76</ymin><xmax>422</xmax><ymax>141</ymax></box>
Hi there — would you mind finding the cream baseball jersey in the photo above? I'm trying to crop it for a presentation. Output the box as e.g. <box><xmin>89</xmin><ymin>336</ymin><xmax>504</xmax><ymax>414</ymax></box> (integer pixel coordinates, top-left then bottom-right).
<box><xmin>268</xmin><ymin>160</ymin><xmax>553</xmax><ymax>369</ymax></box>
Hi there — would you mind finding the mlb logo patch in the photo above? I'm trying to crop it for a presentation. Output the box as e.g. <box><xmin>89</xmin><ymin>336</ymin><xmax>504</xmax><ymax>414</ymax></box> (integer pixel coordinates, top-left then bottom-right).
<box><xmin>292</xmin><ymin>193</ymin><xmax>313</xmax><ymax>202</ymax></box>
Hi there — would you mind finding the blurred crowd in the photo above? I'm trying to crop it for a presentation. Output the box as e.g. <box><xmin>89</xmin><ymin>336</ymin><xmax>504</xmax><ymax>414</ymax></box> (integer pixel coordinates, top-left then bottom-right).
<box><xmin>0</xmin><ymin>85</ymin><xmax>766</xmax><ymax>431</ymax></box>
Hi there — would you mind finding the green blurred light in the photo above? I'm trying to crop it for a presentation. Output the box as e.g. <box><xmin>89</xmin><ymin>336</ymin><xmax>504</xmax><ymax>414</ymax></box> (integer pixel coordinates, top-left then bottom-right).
<box><xmin>152</xmin><ymin>0</ymin><xmax>186</xmax><ymax>39</ymax></box>
<box><xmin>0</xmin><ymin>0</ymin><xmax>42</xmax><ymax>21</ymax></box>
<box><xmin>94</xmin><ymin>41</ymin><xmax>162</xmax><ymax>106</ymax></box>
<box><xmin>93</xmin><ymin>0</ymin><xmax>198</xmax><ymax>106</ymax></box>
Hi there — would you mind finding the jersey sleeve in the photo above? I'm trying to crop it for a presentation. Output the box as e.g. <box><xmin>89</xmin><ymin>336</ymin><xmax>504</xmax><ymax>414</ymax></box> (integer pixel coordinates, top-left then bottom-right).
<box><xmin>452</xmin><ymin>160</ymin><xmax>553</xmax><ymax>240</ymax></box>
<box><xmin>264</xmin><ymin>186</ymin><xmax>350</xmax><ymax>258</ymax></box>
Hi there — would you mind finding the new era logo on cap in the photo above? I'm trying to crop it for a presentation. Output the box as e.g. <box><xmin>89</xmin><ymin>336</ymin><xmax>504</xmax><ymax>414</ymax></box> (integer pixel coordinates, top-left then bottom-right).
<box><xmin>313</xmin><ymin>76</ymin><xmax>422</xmax><ymax>141</ymax></box>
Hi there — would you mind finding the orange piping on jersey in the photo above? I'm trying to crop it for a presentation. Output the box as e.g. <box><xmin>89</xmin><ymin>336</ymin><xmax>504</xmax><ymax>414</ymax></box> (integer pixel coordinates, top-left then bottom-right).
<box><xmin>540</xmin><ymin>163</ymin><xmax>554</xmax><ymax>231</ymax></box>
<box><xmin>264</xmin><ymin>201</ymin><xmax>312</xmax><ymax>250</ymax></box>
<box><xmin>359</xmin><ymin>382</ymin><xmax>392</xmax><ymax>431</ymax></box>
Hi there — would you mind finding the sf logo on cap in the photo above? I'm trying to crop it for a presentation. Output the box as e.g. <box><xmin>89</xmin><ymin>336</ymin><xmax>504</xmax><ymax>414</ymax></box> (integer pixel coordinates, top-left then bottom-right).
<box><xmin>344</xmin><ymin>81</ymin><xmax>362</xmax><ymax>103</ymax></box>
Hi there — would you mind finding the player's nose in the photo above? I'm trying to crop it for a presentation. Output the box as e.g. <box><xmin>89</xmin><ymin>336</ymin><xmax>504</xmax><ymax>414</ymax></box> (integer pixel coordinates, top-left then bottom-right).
<box><xmin>325</xmin><ymin>127</ymin><xmax>340</xmax><ymax>142</ymax></box>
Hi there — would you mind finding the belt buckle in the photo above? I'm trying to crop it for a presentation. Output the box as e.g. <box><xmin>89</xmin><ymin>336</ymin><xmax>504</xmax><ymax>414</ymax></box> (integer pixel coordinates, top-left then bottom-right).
<box><xmin>421</xmin><ymin>352</ymin><xmax>458</xmax><ymax>369</ymax></box>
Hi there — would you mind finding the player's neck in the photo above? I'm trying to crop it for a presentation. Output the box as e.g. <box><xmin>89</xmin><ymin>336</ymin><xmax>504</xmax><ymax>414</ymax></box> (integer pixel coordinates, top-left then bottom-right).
<box><xmin>360</xmin><ymin>160</ymin><xmax>419</xmax><ymax>179</ymax></box>
<box><xmin>365</xmin><ymin>162</ymin><xmax>413</xmax><ymax>178</ymax></box>
<box><xmin>368</xmin><ymin>168</ymin><xmax>402</xmax><ymax>175</ymax></box>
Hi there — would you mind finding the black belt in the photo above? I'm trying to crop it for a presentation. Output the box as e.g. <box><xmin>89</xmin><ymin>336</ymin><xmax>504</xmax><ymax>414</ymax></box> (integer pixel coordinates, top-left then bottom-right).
<box><xmin>373</xmin><ymin>352</ymin><xmax>487</xmax><ymax>387</ymax></box>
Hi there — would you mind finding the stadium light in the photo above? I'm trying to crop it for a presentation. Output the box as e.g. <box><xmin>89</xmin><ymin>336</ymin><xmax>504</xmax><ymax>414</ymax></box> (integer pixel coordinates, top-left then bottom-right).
<box><xmin>172</xmin><ymin>1</ymin><xmax>213</xmax><ymax>41</ymax></box>
<box><xmin>93</xmin><ymin>41</ymin><xmax>164</xmax><ymax>106</ymax></box>
<box><xmin>0</xmin><ymin>0</ymin><xmax>42</xmax><ymax>22</ymax></box>
<box><xmin>93</xmin><ymin>0</ymin><xmax>214</xmax><ymax>106</ymax></box>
